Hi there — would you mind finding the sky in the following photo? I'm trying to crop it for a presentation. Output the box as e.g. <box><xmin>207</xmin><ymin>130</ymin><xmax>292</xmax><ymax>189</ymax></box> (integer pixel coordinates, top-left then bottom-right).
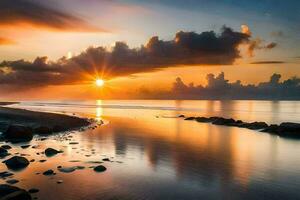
<box><xmin>0</xmin><ymin>0</ymin><xmax>299</xmax><ymax>99</ymax></box>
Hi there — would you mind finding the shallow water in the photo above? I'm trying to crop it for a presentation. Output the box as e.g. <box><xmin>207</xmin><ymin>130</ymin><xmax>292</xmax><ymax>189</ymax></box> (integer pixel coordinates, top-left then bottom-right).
<box><xmin>1</xmin><ymin>100</ymin><xmax>300</xmax><ymax>200</ymax></box>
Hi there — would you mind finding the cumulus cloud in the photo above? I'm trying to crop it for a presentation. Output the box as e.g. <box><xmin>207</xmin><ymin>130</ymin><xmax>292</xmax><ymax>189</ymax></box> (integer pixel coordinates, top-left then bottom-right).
<box><xmin>0</xmin><ymin>26</ymin><xmax>252</xmax><ymax>87</ymax></box>
<box><xmin>0</xmin><ymin>0</ymin><xmax>104</xmax><ymax>32</ymax></box>
<box><xmin>169</xmin><ymin>72</ymin><xmax>300</xmax><ymax>100</ymax></box>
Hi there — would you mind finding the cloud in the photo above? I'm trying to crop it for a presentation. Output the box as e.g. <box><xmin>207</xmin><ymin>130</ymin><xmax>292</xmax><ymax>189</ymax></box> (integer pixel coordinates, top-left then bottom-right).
<box><xmin>0</xmin><ymin>37</ymin><xmax>15</xmax><ymax>45</ymax></box>
<box><xmin>168</xmin><ymin>72</ymin><xmax>300</xmax><ymax>100</ymax></box>
<box><xmin>247</xmin><ymin>39</ymin><xmax>278</xmax><ymax>57</ymax></box>
<box><xmin>0</xmin><ymin>0</ymin><xmax>104</xmax><ymax>32</ymax></box>
<box><xmin>250</xmin><ymin>61</ymin><xmax>285</xmax><ymax>64</ymax></box>
<box><xmin>0</xmin><ymin>26</ymin><xmax>252</xmax><ymax>87</ymax></box>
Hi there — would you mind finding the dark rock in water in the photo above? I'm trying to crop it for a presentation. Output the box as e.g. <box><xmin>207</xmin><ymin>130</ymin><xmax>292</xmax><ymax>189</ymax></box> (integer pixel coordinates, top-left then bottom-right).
<box><xmin>34</xmin><ymin>126</ymin><xmax>52</xmax><ymax>135</ymax></box>
<box><xmin>0</xmin><ymin>184</ymin><xmax>31</xmax><ymax>200</ymax></box>
<box><xmin>261</xmin><ymin>124</ymin><xmax>279</xmax><ymax>134</ymax></box>
<box><xmin>277</xmin><ymin>122</ymin><xmax>300</xmax><ymax>137</ymax></box>
<box><xmin>58</xmin><ymin>167</ymin><xmax>76</xmax><ymax>173</ymax></box>
<box><xmin>4</xmin><ymin>156</ymin><xmax>29</xmax><ymax>170</ymax></box>
<box><xmin>0</xmin><ymin>171</ymin><xmax>14</xmax><ymax>179</ymax></box>
<box><xmin>21</xmin><ymin>145</ymin><xmax>31</xmax><ymax>149</ymax></box>
<box><xmin>43</xmin><ymin>169</ymin><xmax>54</xmax><ymax>176</ymax></box>
<box><xmin>212</xmin><ymin>117</ymin><xmax>236</xmax><ymax>126</ymax></box>
<box><xmin>39</xmin><ymin>159</ymin><xmax>46</xmax><ymax>163</ymax></box>
<box><xmin>0</xmin><ymin>147</ymin><xmax>9</xmax><ymax>158</ymax></box>
<box><xmin>184</xmin><ymin>117</ymin><xmax>195</xmax><ymax>120</ymax></box>
<box><xmin>195</xmin><ymin>117</ymin><xmax>212</xmax><ymax>123</ymax></box>
<box><xmin>93</xmin><ymin>165</ymin><xmax>107</xmax><ymax>172</ymax></box>
<box><xmin>178</xmin><ymin>115</ymin><xmax>185</xmax><ymax>118</ymax></box>
<box><xmin>6</xmin><ymin>179</ymin><xmax>19</xmax><ymax>184</ymax></box>
<box><xmin>1</xmin><ymin>145</ymin><xmax>12</xmax><ymax>150</ymax></box>
<box><xmin>102</xmin><ymin>158</ymin><xmax>110</xmax><ymax>162</ymax></box>
<box><xmin>28</xmin><ymin>188</ymin><xmax>39</xmax><ymax>193</ymax></box>
<box><xmin>245</xmin><ymin>122</ymin><xmax>268</xmax><ymax>130</ymax></box>
<box><xmin>57</xmin><ymin>180</ymin><xmax>63</xmax><ymax>184</ymax></box>
<box><xmin>3</xmin><ymin>125</ymin><xmax>33</xmax><ymax>143</ymax></box>
<box><xmin>45</xmin><ymin>148</ymin><xmax>62</xmax><ymax>157</ymax></box>
<box><xmin>69</xmin><ymin>142</ymin><xmax>79</xmax><ymax>145</ymax></box>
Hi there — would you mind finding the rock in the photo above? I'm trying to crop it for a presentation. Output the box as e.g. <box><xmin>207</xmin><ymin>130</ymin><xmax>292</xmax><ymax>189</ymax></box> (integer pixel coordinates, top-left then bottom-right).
<box><xmin>261</xmin><ymin>124</ymin><xmax>279</xmax><ymax>134</ymax></box>
<box><xmin>34</xmin><ymin>126</ymin><xmax>52</xmax><ymax>135</ymax></box>
<box><xmin>184</xmin><ymin>117</ymin><xmax>195</xmax><ymax>120</ymax></box>
<box><xmin>211</xmin><ymin>117</ymin><xmax>236</xmax><ymax>126</ymax></box>
<box><xmin>6</xmin><ymin>179</ymin><xmax>19</xmax><ymax>184</ymax></box>
<box><xmin>0</xmin><ymin>171</ymin><xmax>14</xmax><ymax>179</ymax></box>
<box><xmin>0</xmin><ymin>147</ymin><xmax>9</xmax><ymax>158</ymax></box>
<box><xmin>43</xmin><ymin>169</ymin><xmax>54</xmax><ymax>176</ymax></box>
<box><xmin>4</xmin><ymin>156</ymin><xmax>30</xmax><ymax>170</ymax></box>
<box><xmin>21</xmin><ymin>145</ymin><xmax>31</xmax><ymax>149</ymax></box>
<box><xmin>45</xmin><ymin>148</ymin><xmax>62</xmax><ymax>157</ymax></box>
<box><xmin>1</xmin><ymin>145</ymin><xmax>12</xmax><ymax>150</ymax></box>
<box><xmin>178</xmin><ymin>115</ymin><xmax>185</xmax><ymax>118</ymax></box>
<box><xmin>93</xmin><ymin>165</ymin><xmax>107</xmax><ymax>172</ymax></box>
<box><xmin>245</xmin><ymin>122</ymin><xmax>268</xmax><ymax>130</ymax></box>
<box><xmin>0</xmin><ymin>184</ymin><xmax>31</xmax><ymax>200</ymax></box>
<box><xmin>195</xmin><ymin>117</ymin><xmax>212</xmax><ymax>123</ymax></box>
<box><xmin>28</xmin><ymin>188</ymin><xmax>39</xmax><ymax>193</ymax></box>
<box><xmin>69</xmin><ymin>142</ymin><xmax>79</xmax><ymax>145</ymax></box>
<box><xmin>57</xmin><ymin>167</ymin><xmax>76</xmax><ymax>173</ymax></box>
<box><xmin>57</xmin><ymin>180</ymin><xmax>63</xmax><ymax>184</ymax></box>
<box><xmin>3</xmin><ymin>125</ymin><xmax>33</xmax><ymax>143</ymax></box>
<box><xmin>277</xmin><ymin>122</ymin><xmax>300</xmax><ymax>137</ymax></box>
<box><xmin>102</xmin><ymin>158</ymin><xmax>110</xmax><ymax>162</ymax></box>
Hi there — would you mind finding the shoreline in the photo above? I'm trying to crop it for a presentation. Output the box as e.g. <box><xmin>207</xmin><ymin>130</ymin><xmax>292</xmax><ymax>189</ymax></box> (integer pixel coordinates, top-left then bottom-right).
<box><xmin>0</xmin><ymin>104</ymin><xmax>91</xmax><ymax>142</ymax></box>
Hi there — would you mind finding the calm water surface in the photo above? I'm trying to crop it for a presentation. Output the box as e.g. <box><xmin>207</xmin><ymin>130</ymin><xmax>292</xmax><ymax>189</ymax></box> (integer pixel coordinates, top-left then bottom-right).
<box><xmin>2</xmin><ymin>100</ymin><xmax>300</xmax><ymax>200</ymax></box>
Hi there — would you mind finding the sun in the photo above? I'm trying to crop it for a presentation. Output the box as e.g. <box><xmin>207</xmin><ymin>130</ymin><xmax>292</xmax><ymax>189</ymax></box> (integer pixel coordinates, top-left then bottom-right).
<box><xmin>96</xmin><ymin>79</ymin><xmax>104</xmax><ymax>87</ymax></box>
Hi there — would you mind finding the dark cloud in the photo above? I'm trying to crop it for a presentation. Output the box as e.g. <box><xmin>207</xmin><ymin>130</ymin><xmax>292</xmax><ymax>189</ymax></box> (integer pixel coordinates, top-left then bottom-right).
<box><xmin>250</xmin><ymin>61</ymin><xmax>285</xmax><ymax>64</ymax></box>
<box><xmin>0</xmin><ymin>26</ymin><xmax>252</xmax><ymax>87</ymax></box>
<box><xmin>168</xmin><ymin>72</ymin><xmax>300</xmax><ymax>100</ymax></box>
<box><xmin>0</xmin><ymin>0</ymin><xmax>103</xmax><ymax>32</ymax></box>
<box><xmin>247</xmin><ymin>39</ymin><xmax>278</xmax><ymax>57</ymax></box>
<box><xmin>0</xmin><ymin>37</ymin><xmax>15</xmax><ymax>45</ymax></box>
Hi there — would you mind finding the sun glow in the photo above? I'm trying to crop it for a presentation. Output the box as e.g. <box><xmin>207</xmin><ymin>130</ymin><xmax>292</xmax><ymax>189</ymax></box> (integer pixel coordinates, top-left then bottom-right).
<box><xmin>96</xmin><ymin>79</ymin><xmax>104</xmax><ymax>87</ymax></box>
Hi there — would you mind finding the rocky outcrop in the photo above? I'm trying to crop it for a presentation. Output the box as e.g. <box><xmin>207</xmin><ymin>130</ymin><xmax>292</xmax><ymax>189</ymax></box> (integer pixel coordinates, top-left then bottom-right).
<box><xmin>0</xmin><ymin>184</ymin><xmax>31</xmax><ymax>200</ymax></box>
<box><xmin>183</xmin><ymin>115</ymin><xmax>300</xmax><ymax>138</ymax></box>
<box><xmin>3</xmin><ymin>125</ymin><xmax>33</xmax><ymax>143</ymax></box>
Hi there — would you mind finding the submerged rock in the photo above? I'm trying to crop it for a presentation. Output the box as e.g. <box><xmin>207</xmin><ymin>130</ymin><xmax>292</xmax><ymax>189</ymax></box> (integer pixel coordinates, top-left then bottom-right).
<box><xmin>6</xmin><ymin>179</ymin><xmax>19</xmax><ymax>185</ymax></box>
<box><xmin>57</xmin><ymin>167</ymin><xmax>76</xmax><ymax>173</ymax></box>
<box><xmin>0</xmin><ymin>147</ymin><xmax>9</xmax><ymax>158</ymax></box>
<box><xmin>1</xmin><ymin>145</ymin><xmax>12</xmax><ymax>150</ymax></box>
<box><xmin>0</xmin><ymin>171</ymin><xmax>14</xmax><ymax>179</ymax></box>
<box><xmin>212</xmin><ymin>117</ymin><xmax>236</xmax><ymax>126</ymax></box>
<box><xmin>0</xmin><ymin>184</ymin><xmax>31</xmax><ymax>200</ymax></box>
<box><xmin>93</xmin><ymin>165</ymin><xmax>107</xmax><ymax>172</ymax></box>
<box><xmin>43</xmin><ymin>169</ymin><xmax>54</xmax><ymax>176</ymax></box>
<box><xmin>45</xmin><ymin>148</ymin><xmax>62</xmax><ymax>157</ymax></box>
<box><xmin>21</xmin><ymin>145</ymin><xmax>31</xmax><ymax>149</ymax></box>
<box><xmin>4</xmin><ymin>156</ymin><xmax>29</xmax><ymax>170</ymax></box>
<box><xmin>28</xmin><ymin>188</ymin><xmax>39</xmax><ymax>193</ymax></box>
<box><xmin>3</xmin><ymin>125</ymin><xmax>33</xmax><ymax>143</ymax></box>
<box><xmin>277</xmin><ymin>122</ymin><xmax>300</xmax><ymax>137</ymax></box>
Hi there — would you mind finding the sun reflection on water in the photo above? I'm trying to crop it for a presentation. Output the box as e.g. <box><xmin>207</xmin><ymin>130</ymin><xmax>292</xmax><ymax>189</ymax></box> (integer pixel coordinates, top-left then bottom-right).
<box><xmin>96</xmin><ymin>100</ymin><xmax>103</xmax><ymax>122</ymax></box>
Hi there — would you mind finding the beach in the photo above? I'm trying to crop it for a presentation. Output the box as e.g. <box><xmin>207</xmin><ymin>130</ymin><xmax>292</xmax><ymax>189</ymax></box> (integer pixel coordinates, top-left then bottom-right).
<box><xmin>0</xmin><ymin>100</ymin><xmax>300</xmax><ymax>200</ymax></box>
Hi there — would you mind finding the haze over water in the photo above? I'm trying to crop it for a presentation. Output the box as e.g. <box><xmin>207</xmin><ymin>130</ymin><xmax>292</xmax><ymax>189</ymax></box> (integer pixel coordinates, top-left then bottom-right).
<box><xmin>2</xmin><ymin>100</ymin><xmax>299</xmax><ymax>200</ymax></box>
